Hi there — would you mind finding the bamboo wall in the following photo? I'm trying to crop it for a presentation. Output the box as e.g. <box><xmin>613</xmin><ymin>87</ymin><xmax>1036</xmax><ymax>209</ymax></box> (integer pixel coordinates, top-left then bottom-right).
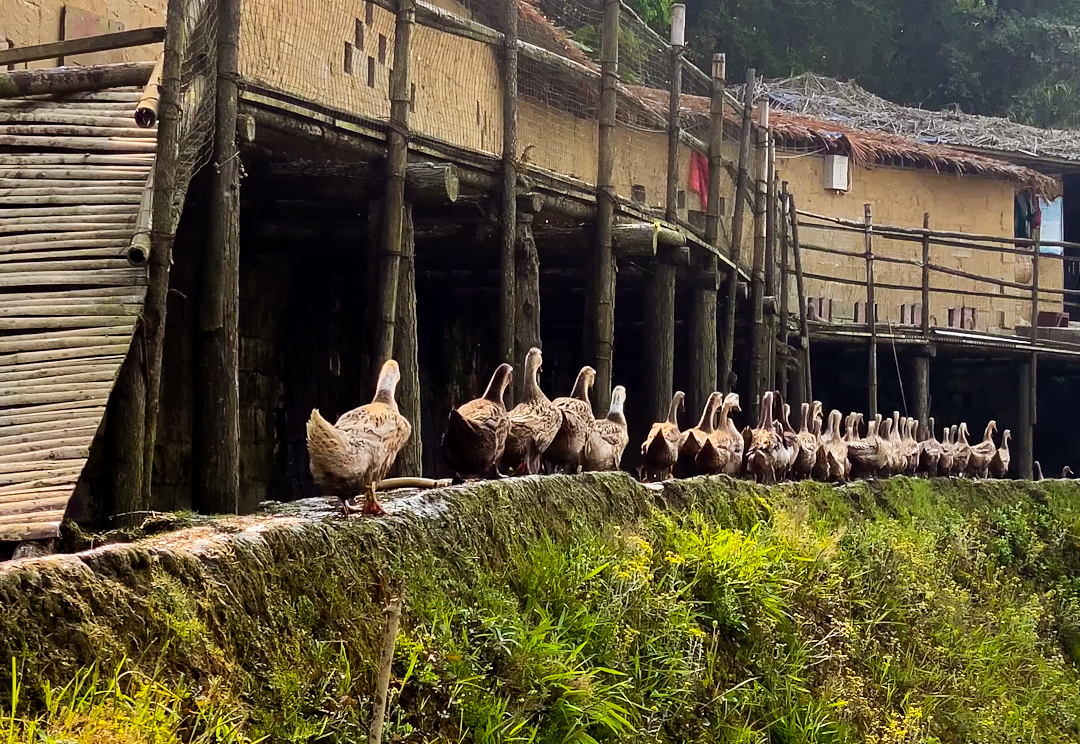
<box><xmin>781</xmin><ymin>154</ymin><xmax>1064</xmax><ymax>332</ymax></box>
<box><xmin>0</xmin><ymin>0</ymin><xmax>166</xmax><ymax>67</ymax></box>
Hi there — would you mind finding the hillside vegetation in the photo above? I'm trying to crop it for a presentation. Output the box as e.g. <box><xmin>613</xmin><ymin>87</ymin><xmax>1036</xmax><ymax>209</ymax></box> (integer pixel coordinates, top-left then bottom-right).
<box><xmin>1</xmin><ymin>474</ymin><xmax>1079</xmax><ymax>743</ymax></box>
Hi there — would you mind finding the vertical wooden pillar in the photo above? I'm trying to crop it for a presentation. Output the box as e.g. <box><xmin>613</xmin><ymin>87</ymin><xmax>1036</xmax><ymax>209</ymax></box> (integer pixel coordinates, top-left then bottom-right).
<box><xmin>720</xmin><ymin>67</ymin><xmax>754</xmax><ymax>396</ymax></box>
<box><xmin>912</xmin><ymin>352</ymin><xmax>930</xmax><ymax>438</ymax></box>
<box><xmin>193</xmin><ymin>0</ymin><xmax>241</xmax><ymax>514</ymax></box>
<box><xmin>591</xmin><ymin>0</ymin><xmax>619</xmax><ymax>414</ymax></box>
<box><xmin>747</xmin><ymin>100</ymin><xmax>768</xmax><ymax>423</ymax></box>
<box><xmin>499</xmin><ymin>0</ymin><xmax>518</xmax><ymax>383</ymax></box>
<box><xmin>108</xmin><ymin>337</ymin><xmax>147</xmax><ymax>526</ymax></box>
<box><xmin>375</xmin><ymin>0</ymin><xmax>415</xmax><ymax>364</ymax></box>
<box><xmin>778</xmin><ymin>182</ymin><xmax>790</xmax><ymax>399</ymax></box>
<box><xmin>393</xmin><ymin>205</ymin><xmax>422</xmax><ymax>476</ymax></box>
<box><xmin>921</xmin><ymin>212</ymin><xmax>931</xmax><ymax>338</ymax></box>
<box><xmin>764</xmin><ymin>142</ymin><xmax>777</xmax><ymax>392</ymax></box>
<box><xmin>789</xmin><ymin>192</ymin><xmax>812</xmax><ymax>403</ymax></box>
<box><xmin>1019</xmin><ymin>359</ymin><xmax>1034</xmax><ymax>480</ymax></box>
<box><xmin>514</xmin><ymin>194</ymin><xmax>543</xmax><ymax>379</ymax></box>
<box><xmin>692</xmin><ymin>52</ymin><xmax>724</xmax><ymax>411</ymax></box>
<box><xmin>139</xmin><ymin>0</ymin><xmax>184</xmax><ymax>506</ymax></box>
<box><xmin>864</xmin><ymin>203</ymin><xmax>877</xmax><ymax>420</ymax></box>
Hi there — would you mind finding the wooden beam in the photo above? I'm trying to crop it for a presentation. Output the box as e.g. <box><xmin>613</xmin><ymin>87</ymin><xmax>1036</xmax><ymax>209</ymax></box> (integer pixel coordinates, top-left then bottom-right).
<box><xmin>912</xmin><ymin>352</ymin><xmax>929</xmax><ymax>438</ymax></box>
<box><xmin>193</xmin><ymin>0</ymin><xmax>241</xmax><ymax>516</ymax></box>
<box><xmin>375</xmin><ymin>0</ymin><xmax>416</xmax><ymax>364</ymax></box>
<box><xmin>499</xmin><ymin>0</ymin><xmax>519</xmax><ymax>382</ymax></box>
<box><xmin>789</xmin><ymin>193</ymin><xmax>811</xmax><ymax>403</ymax></box>
<box><xmin>0</xmin><ymin>62</ymin><xmax>155</xmax><ymax>99</ymax></box>
<box><xmin>1018</xmin><ymin>359</ymin><xmax>1033</xmax><ymax>480</ymax></box>
<box><xmin>0</xmin><ymin>28</ymin><xmax>165</xmax><ymax>66</ymax></box>
<box><xmin>591</xmin><ymin>0</ymin><xmax>619</xmax><ymax>415</ymax></box>
<box><xmin>513</xmin><ymin>211</ymin><xmax>542</xmax><ymax>402</ymax></box>
<box><xmin>865</xmin><ymin>203</ymin><xmax>877</xmax><ymax>420</ymax></box>
<box><xmin>393</xmin><ymin>206</ymin><xmax>422</xmax><ymax>476</ymax></box>
<box><xmin>778</xmin><ymin>183</ymin><xmax>790</xmax><ymax>399</ymax></box>
<box><xmin>748</xmin><ymin>100</ymin><xmax>768</xmax><ymax>424</ymax></box>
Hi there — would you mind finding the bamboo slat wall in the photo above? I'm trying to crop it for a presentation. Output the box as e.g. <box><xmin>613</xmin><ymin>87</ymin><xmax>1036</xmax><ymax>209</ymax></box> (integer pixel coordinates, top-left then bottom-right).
<box><xmin>0</xmin><ymin>85</ymin><xmax>153</xmax><ymax>543</ymax></box>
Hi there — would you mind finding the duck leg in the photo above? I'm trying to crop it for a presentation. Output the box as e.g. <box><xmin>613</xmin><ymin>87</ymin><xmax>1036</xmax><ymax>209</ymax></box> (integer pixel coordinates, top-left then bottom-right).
<box><xmin>361</xmin><ymin>483</ymin><xmax>387</xmax><ymax>516</ymax></box>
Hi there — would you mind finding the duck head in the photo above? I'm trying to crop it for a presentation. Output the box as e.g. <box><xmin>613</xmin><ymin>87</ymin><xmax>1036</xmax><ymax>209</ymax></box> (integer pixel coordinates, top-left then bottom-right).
<box><xmin>668</xmin><ymin>391</ymin><xmax>686</xmax><ymax>425</ymax></box>
<box><xmin>570</xmin><ymin>366</ymin><xmax>597</xmax><ymax>401</ymax></box>
<box><xmin>373</xmin><ymin>359</ymin><xmax>402</xmax><ymax>407</ymax></box>
<box><xmin>483</xmin><ymin>363</ymin><xmax>514</xmax><ymax>406</ymax></box>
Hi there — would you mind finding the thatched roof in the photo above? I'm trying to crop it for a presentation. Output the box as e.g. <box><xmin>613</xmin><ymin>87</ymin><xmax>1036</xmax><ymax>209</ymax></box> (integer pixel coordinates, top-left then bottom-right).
<box><xmin>628</xmin><ymin>84</ymin><xmax>1059</xmax><ymax>196</ymax></box>
<box><xmin>750</xmin><ymin>73</ymin><xmax>1080</xmax><ymax>166</ymax></box>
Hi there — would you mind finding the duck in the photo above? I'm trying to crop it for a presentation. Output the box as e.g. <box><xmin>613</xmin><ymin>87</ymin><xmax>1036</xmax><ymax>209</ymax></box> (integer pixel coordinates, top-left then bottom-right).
<box><xmin>952</xmin><ymin>423</ymin><xmax>972</xmax><ymax>476</ymax></box>
<box><xmin>677</xmin><ymin>392</ymin><xmax>725</xmax><ymax>477</ymax></box>
<box><xmin>938</xmin><ymin>424</ymin><xmax>955</xmax><ymax>475</ymax></box>
<box><xmin>966</xmin><ymin>420</ymin><xmax>998</xmax><ymax>478</ymax></box>
<box><xmin>989</xmin><ymin>429</ymin><xmax>1011</xmax><ymax>479</ymax></box>
<box><xmin>1034</xmin><ymin>461</ymin><xmax>1044</xmax><ymax>480</ymax></box>
<box><xmin>306</xmin><ymin>359</ymin><xmax>412</xmax><ymax>516</ymax></box>
<box><xmin>746</xmin><ymin>391</ymin><xmax>782</xmax><ymax>484</ymax></box>
<box><xmin>774</xmin><ymin>397</ymin><xmax>799</xmax><ymax>480</ymax></box>
<box><xmin>903</xmin><ymin>418</ymin><xmax>921</xmax><ymax>475</ymax></box>
<box><xmin>441</xmin><ymin>363</ymin><xmax>514</xmax><ymax>480</ymax></box>
<box><xmin>820</xmin><ymin>409</ymin><xmax>849</xmax><ymax>483</ymax></box>
<box><xmin>583</xmin><ymin>385</ymin><xmax>630</xmax><ymax>472</ymax></box>
<box><xmin>543</xmin><ymin>366</ymin><xmax>597</xmax><ymax>474</ymax></box>
<box><xmin>918</xmin><ymin>417</ymin><xmax>942</xmax><ymax>476</ymax></box>
<box><xmin>844</xmin><ymin>412</ymin><xmax>864</xmax><ymax>443</ymax></box>
<box><xmin>1063</xmin><ymin>466</ymin><xmax>1074</xmax><ymax>479</ymax></box>
<box><xmin>640</xmin><ymin>391</ymin><xmax>685</xmax><ymax>482</ymax></box>
<box><xmin>848</xmin><ymin>413</ymin><xmax>887</xmax><ymax>479</ymax></box>
<box><xmin>885</xmin><ymin>412</ymin><xmax>905</xmax><ymax>476</ymax></box>
<box><xmin>695</xmin><ymin>392</ymin><xmax>742</xmax><ymax>475</ymax></box>
<box><xmin>501</xmin><ymin>348</ymin><xmax>562</xmax><ymax>475</ymax></box>
<box><xmin>791</xmin><ymin>402</ymin><xmax>819</xmax><ymax>480</ymax></box>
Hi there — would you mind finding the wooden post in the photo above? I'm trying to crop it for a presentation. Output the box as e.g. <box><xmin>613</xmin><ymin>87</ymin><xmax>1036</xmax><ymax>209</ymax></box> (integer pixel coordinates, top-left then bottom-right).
<box><xmin>591</xmin><ymin>0</ymin><xmax>619</xmax><ymax>414</ymax></box>
<box><xmin>921</xmin><ymin>212</ymin><xmax>930</xmax><ymax>338</ymax></box>
<box><xmin>864</xmin><ymin>203</ymin><xmax>877</xmax><ymax>420</ymax></box>
<box><xmin>913</xmin><ymin>352</ymin><xmax>930</xmax><ymax>437</ymax></box>
<box><xmin>376</xmin><ymin>0</ymin><xmax>415</xmax><ymax>364</ymax></box>
<box><xmin>139</xmin><ymin>0</ymin><xmax>185</xmax><ymax>505</ymax></box>
<box><xmin>193</xmin><ymin>0</ymin><xmax>241</xmax><ymax>515</ymax></box>
<box><xmin>514</xmin><ymin>195</ymin><xmax>543</xmax><ymax>397</ymax></box>
<box><xmin>765</xmin><ymin>161</ymin><xmax>778</xmax><ymax>391</ymax></box>
<box><xmin>720</xmin><ymin>68</ymin><xmax>754</xmax><ymax>395</ymax></box>
<box><xmin>1018</xmin><ymin>359</ymin><xmax>1034</xmax><ymax>480</ymax></box>
<box><xmin>393</xmin><ymin>206</ymin><xmax>422</xmax><ymax>476</ymax></box>
<box><xmin>778</xmin><ymin>183</ymin><xmax>790</xmax><ymax>399</ymax></box>
<box><xmin>748</xmin><ymin>100</ymin><xmax>768</xmax><ymax>423</ymax></box>
<box><xmin>692</xmin><ymin>52</ymin><xmax>724</xmax><ymax>411</ymax></box>
<box><xmin>646</xmin><ymin>11</ymin><xmax>682</xmax><ymax>422</ymax></box>
<box><xmin>499</xmin><ymin>0</ymin><xmax>518</xmax><ymax>385</ymax></box>
<box><xmin>369</xmin><ymin>596</ymin><xmax>403</xmax><ymax>744</ymax></box>
<box><xmin>788</xmin><ymin>193</ymin><xmax>812</xmax><ymax>402</ymax></box>
<box><xmin>107</xmin><ymin>332</ymin><xmax>146</xmax><ymax>527</ymax></box>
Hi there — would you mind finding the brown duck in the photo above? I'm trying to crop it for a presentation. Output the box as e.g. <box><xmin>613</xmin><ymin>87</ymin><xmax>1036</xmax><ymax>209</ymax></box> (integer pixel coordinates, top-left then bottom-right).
<box><xmin>746</xmin><ymin>391</ymin><xmax>782</xmax><ymax>484</ymax></box>
<box><xmin>306</xmin><ymin>359</ymin><xmax>412</xmax><ymax>516</ymax></box>
<box><xmin>441</xmin><ymin>363</ymin><xmax>514</xmax><ymax>480</ymax></box>
<box><xmin>583</xmin><ymin>385</ymin><xmax>630</xmax><ymax>472</ymax></box>
<box><xmin>543</xmin><ymin>366</ymin><xmax>596</xmax><ymax>474</ymax></box>
<box><xmin>501</xmin><ymin>348</ymin><xmax>562</xmax><ymax>475</ymax></box>
<box><xmin>918</xmin><ymin>417</ymin><xmax>943</xmax><ymax>476</ymax></box>
<box><xmin>640</xmin><ymin>391</ymin><xmax>685</xmax><ymax>482</ymax></box>
<box><xmin>966</xmin><ymin>420</ymin><xmax>997</xmax><ymax>478</ymax></box>
<box><xmin>820</xmin><ymin>409</ymin><xmax>849</xmax><ymax>483</ymax></box>
<box><xmin>696</xmin><ymin>392</ymin><xmax>743</xmax><ymax>475</ymax></box>
<box><xmin>677</xmin><ymin>391</ymin><xmax>725</xmax><ymax>477</ymax></box>
<box><xmin>989</xmin><ymin>429</ymin><xmax>1011</xmax><ymax>478</ymax></box>
<box><xmin>952</xmin><ymin>423</ymin><xmax>972</xmax><ymax>476</ymax></box>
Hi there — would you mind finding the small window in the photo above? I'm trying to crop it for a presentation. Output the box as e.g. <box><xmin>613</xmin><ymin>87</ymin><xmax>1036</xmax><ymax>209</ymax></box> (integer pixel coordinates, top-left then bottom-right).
<box><xmin>365</xmin><ymin>0</ymin><xmax>374</xmax><ymax>24</ymax></box>
<box><xmin>409</xmin><ymin>83</ymin><xmax>416</xmax><ymax>111</ymax></box>
<box><xmin>343</xmin><ymin>42</ymin><xmax>354</xmax><ymax>74</ymax></box>
<box><xmin>367</xmin><ymin>56</ymin><xmax>376</xmax><ymax>87</ymax></box>
<box><xmin>355</xmin><ymin>19</ymin><xmax>364</xmax><ymax>50</ymax></box>
<box><xmin>677</xmin><ymin>189</ymin><xmax>686</xmax><ymax>210</ymax></box>
<box><xmin>378</xmin><ymin>34</ymin><xmax>387</xmax><ymax>64</ymax></box>
<box><xmin>630</xmin><ymin>184</ymin><xmax>646</xmax><ymax>204</ymax></box>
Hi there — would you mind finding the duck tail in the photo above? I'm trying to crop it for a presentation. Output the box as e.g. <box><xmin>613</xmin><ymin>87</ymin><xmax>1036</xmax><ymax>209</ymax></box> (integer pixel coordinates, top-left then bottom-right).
<box><xmin>306</xmin><ymin>409</ymin><xmax>350</xmax><ymax>484</ymax></box>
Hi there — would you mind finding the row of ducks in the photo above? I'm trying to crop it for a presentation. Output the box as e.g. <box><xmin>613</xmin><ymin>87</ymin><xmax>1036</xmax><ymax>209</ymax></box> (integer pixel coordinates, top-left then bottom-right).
<box><xmin>305</xmin><ymin>353</ymin><xmax>1018</xmax><ymax>517</ymax></box>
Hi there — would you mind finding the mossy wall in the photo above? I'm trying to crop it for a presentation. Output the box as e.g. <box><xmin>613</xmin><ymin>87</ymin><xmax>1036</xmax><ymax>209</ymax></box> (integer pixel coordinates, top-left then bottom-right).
<box><xmin>2</xmin><ymin>474</ymin><xmax>1080</xmax><ymax>742</ymax></box>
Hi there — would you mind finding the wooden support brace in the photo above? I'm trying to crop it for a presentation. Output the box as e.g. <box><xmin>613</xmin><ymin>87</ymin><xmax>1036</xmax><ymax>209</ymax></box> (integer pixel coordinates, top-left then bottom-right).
<box><xmin>0</xmin><ymin>62</ymin><xmax>155</xmax><ymax>99</ymax></box>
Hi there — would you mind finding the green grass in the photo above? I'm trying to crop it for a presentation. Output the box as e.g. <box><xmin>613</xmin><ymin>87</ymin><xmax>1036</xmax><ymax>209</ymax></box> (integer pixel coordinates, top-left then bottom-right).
<box><xmin>2</xmin><ymin>475</ymin><xmax>1080</xmax><ymax>742</ymax></box>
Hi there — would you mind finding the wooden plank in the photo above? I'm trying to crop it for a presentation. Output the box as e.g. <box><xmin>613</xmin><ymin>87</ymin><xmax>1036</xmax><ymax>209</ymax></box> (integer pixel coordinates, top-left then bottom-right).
<box><xmin>0</xmin><ymin>304</ymin><xmax>139</xmax><ymax>318</ymax></box>
<box><xmin>0</xmin><ymin>507</ymin><xmax>69</xmax><ymax>528</ymax></box>
<box><xmin>0</xmin><ymin>365</ymin><xmax>116</xmax><ymax>385</ymax></box>
<box><xmin>0</xmin><ymin>464</ymin><xmax>84</xmax><ymax>484</ymax></box>
<box><xmin>0</xmin><ymin>522</ymin><xmax>63</xmax><ymax>542</ymax></box>
<box><xmin>0</xmin><ymin>316</ymin><xmax>133</xmax><ymax>331</ymax></box>
<box><xmin>0</xmin><ymin>167</ymin><xmax>152</xmax><ymax>180</ymax></box>
<box><xmin>0</xmin><ymin>445</ymin><xmax>90</xmax><ymax>465</ymax></box>
<box><xmin>0</xmin><ymin>428</ymin><xmax>100</xmax><ymax>449</ymax></box>
<box><xmin>0</xmin><ymin>205</ymin><xmax>138</xmax><ymax>219</ymax></box>
<box><xmin>0</xmin><ymin>258</ymin><xmax>134</xmax><ymax>273</ymax></box>
<box><xmin>0</xmin><ymin>153</ymin><xmax>153</xmax><ymax>166</ymax></box>
<box><xmin>0</xmin><ymin>387</ymin><xmax>112</xmax><ymax>408</ymax></box>
<box><xmin>0</xmin><ymin>135</ymin><xmax>157</xmax><ymax>152</ymax></box>
<box><xmin>0</xmin><ymin>473</ymin><xmax>80</xmax><ymax>494</ymax></box>
<box><xmin>0</xmin><ymin>90</ymin><xmax>143</xmax><ymax>104</ymax></box>
<box><xmin>0</xmin><ymin>231</ymin><xmax>135</xmax><ymax>248</ymax></box>
<box><xmin>0</xmin><ymin>186</ymin><xmax>144</xmax><ymax>198</ymax></box>
<box><xmin>0</xmin><ymin>219</ymin><xmax>135</xmax><ymax>235</ymax></box>
<box><xmin>0</xmin><ymin>247</ymin><xmax>129</xmax><ymax>262</ymax></box>
<box><xmin>0</xmin><ymin>28</ymin><xmax>165</xmax><ymax>67</ymax></box>
<box><xmin>0</xmin><ymin>419</ymin><xmax>102</xmax><ymax>440</ymax></box>
<box><xmin>0</xmin><ymin>401</ymin><xmax>107</xmax><ymax>427</ymax></box>
<box><xmin>0</xmin><ymin>124</ymin><xmax>155</xmax><ymax>139</ymax></box>
<box><xmin>0</xmin><ymin>113</ymin><xmax>148</xmax><ymax>128</ymax></box>
<box><xmin>0</xmin><ymin>63</ymin><xmax>154</xmax><ymax>100</ymax></box>
<box><xmin>0</xmin><ymin>343</ymin><xmax>132</xmax><ymax>368</ymax></box>
<box><xmin>0</xmin><ymin>285</ymin><xmax>144</xmax><ymax>302</ymax></box>
<box><xmin>0</xmin><ymin>195</ymin><xmax>142</xmax><ymax>207</ymax></box>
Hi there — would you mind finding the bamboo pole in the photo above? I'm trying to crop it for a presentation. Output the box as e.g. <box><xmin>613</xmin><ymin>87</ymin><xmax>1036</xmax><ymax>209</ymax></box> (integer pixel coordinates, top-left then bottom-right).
<box><xmin>865</xmin><ymin>203</ymin><xmax>877</xmax><ymax>420</ymax></box>
<box><xmin>369</xmin><ymin>596</ymin><xmax>403</xmax><ymax>744</ymax></box>
<box><xmin>692</xmin><ymin>52</ymin><xmax>724</xmax><ymax>412</ymax></box>
<box><xmin>720</xmin><ymin>67</ymin><xmax>754</xmax><ymax>395</ymax></box>
<box><xmin>921</xmin><ymin>213</ymin><xmax>930</xmax><ymax>337</ymax></box>
<box><xmin>748</xmin><ymin>100</ymin><xmax>768</xmax><ymax>423</ymax></box>
<box><xmin>140</xmin><ymin>0</ymin><xmax>185</xmax><ymax>507</ymax></box>
<box><xmin>778</xmin><ymin>183</ymin><xmax>790</xmax><ymax>399</ymax></box>
<box><xmin>194</xmin><ymin>0</ymin><xmax>241</xmax><ymax>516</ymax></box>
<box><xmin>136</xmin><ymin>53</ymin><xmax>165</xmax><ymax>128</ymax></box>
<box><xmin>375</xmin><ymin>0</ymin><xmax>416</xmax><ymax>365</ymax></box>
<box><xmin>0</xmin><ymin>62</ymin><xmax>154</xmax><ymax>99</ymax></box>
<box><xmin>788</xmin><ymin>193</ymin><xmax>811</xmax><ymax>402</ymax></box>
<box><xmin>499</xmin><ymin>0</ymin><xmax>518</xmax><ymax>390</ymax></box>
<box><xmin>591</xmin><ymin>0</ymin><xmax>619</xmax><ymax>415</ymax></box>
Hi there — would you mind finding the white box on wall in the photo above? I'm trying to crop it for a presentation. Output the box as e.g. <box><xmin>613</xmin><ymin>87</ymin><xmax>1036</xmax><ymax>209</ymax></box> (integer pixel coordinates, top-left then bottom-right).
<box><xmin>823</xmin><ymin>154</ymin><xmax>849</xmax><ymax>192</ymax></box>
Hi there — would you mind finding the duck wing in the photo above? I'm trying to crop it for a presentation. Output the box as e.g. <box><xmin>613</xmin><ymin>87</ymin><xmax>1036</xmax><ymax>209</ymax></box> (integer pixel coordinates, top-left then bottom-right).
<box><xmin>308</xmin><ymin>403</ymin><xmax>411</xmax><ymax>496</ymax></box>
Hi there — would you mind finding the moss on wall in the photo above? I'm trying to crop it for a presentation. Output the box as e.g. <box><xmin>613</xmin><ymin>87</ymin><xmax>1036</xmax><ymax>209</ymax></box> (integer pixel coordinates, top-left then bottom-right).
<box><xmin>2</xmin><ymin>473</ymin><xmax>1079</xmax><ymax>742</ymax></box>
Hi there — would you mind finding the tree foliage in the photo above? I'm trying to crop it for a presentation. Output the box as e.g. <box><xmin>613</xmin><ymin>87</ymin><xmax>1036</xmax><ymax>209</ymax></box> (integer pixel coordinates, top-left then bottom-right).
<box><xmin>659</xmin><ymin>0</ymin><xmax>1080</xmax><ymax>128</ymax></box>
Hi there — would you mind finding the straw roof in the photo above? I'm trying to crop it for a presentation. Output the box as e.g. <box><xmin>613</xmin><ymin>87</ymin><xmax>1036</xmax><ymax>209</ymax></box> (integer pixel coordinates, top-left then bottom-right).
<box><xmin>752</xmin><ymin>73</ymin><xmax>1080</xmax><ymax>166</ymax></box>
<box><xmin>628</xmin><ymin>84</ymin><xmax>1059</xmax><ymax>196</ymax></box>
